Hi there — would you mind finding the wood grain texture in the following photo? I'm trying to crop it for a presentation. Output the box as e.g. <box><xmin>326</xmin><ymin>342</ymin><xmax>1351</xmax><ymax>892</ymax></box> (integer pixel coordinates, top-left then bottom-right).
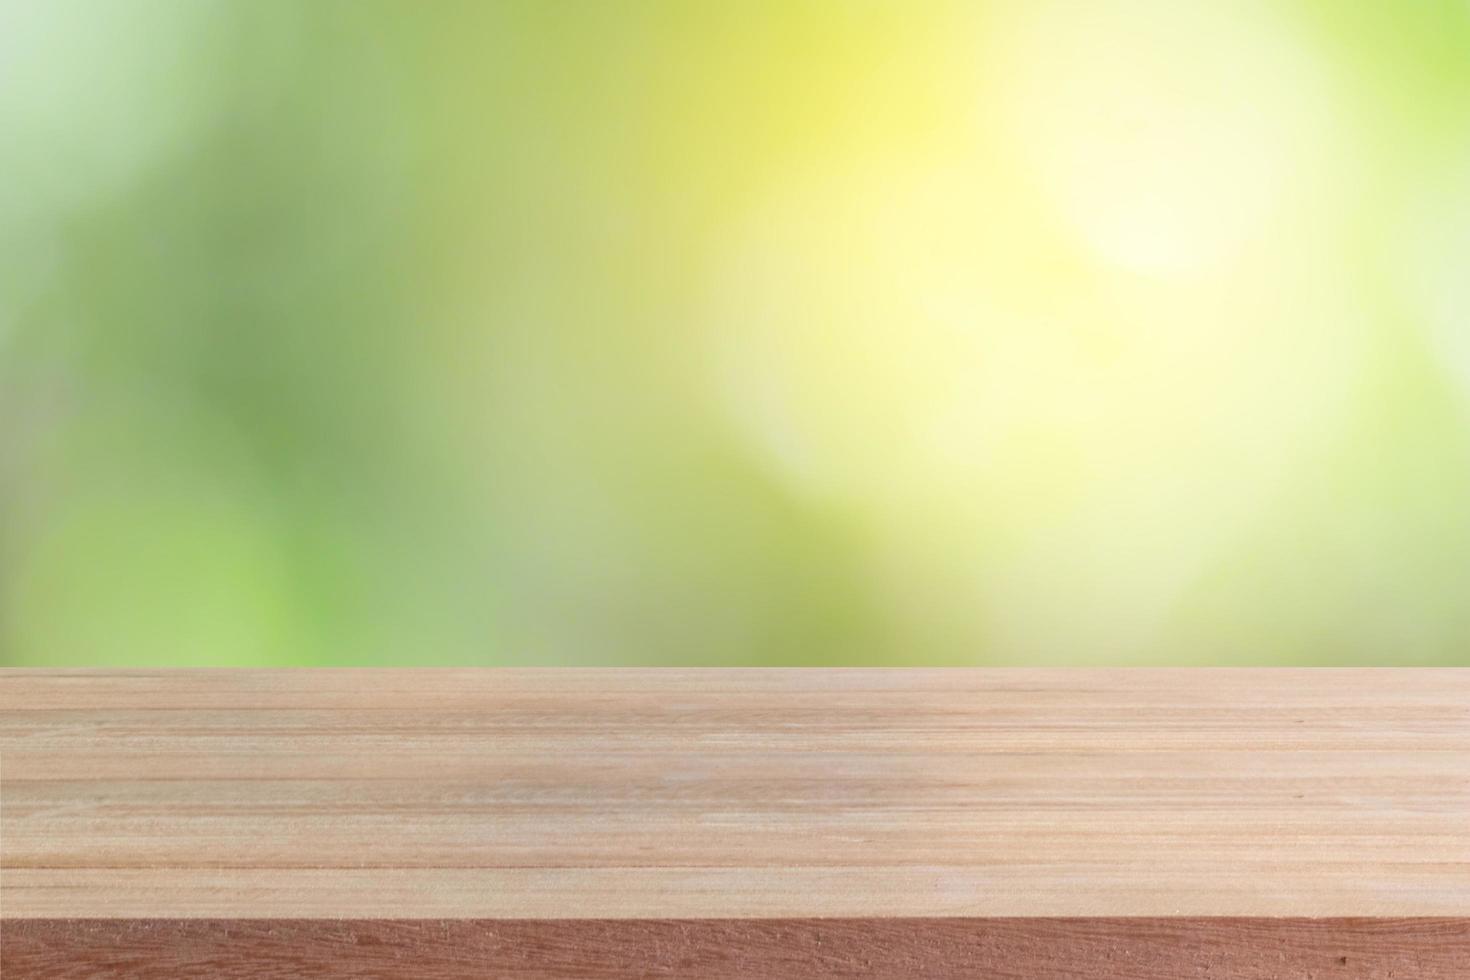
<box><xmin>3</xmin><ymin>918</ymin><xmax>1467</xmax><ymax>980</ymax></box>
<box><xmin>2</xmin><ymin>669</ymin><xmax>1468</xmax><ymax>919</ymax></box>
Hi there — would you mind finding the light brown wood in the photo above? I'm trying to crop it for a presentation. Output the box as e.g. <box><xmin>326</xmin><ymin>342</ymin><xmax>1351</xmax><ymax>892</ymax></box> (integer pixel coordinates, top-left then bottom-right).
<box><xmin>2</xmin><ymin>668</ymin><xmax>1468</xmax><ymax>919</ymax></box>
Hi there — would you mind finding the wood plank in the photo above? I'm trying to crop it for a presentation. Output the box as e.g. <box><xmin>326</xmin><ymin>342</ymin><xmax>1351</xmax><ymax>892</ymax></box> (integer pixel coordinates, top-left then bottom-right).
<box><xmin>2</xmin><ymin>669</ymin><xmax>1467</xmax><ymax>919</ymax></box>
<box><xmin>5</xmin><ymin>918</ymin><xmax>1469</xmax><ymax>980</ymax></box>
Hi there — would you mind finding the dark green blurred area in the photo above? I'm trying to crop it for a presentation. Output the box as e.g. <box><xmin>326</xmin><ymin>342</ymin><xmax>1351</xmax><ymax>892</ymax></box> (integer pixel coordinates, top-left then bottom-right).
<box><xmin>4</xmin><ymin>1</ymin><xmax>1470</xmax><ymax>665</ymax></box>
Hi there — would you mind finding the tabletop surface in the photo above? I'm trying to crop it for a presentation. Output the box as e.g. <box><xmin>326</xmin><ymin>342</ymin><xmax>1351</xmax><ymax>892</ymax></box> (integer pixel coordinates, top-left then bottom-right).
<box><xmin>2</xmin><ymin>668</ymin><xmax>1467</xmax><ymax>919</ymax></box>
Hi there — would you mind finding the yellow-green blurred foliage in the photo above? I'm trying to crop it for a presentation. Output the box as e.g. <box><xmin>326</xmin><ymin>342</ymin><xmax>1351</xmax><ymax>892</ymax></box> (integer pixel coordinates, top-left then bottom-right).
<box><xmin>4</xmin><ymin>1</ymin><xmax>1470</xmax><ymax>665</ymax></box>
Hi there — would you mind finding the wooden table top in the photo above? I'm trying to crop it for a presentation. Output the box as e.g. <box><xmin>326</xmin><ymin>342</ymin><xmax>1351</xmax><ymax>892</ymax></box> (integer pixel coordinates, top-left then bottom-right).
<box><xmin>2</xmin><ymin>668</ymin><xmax>1467</xmax><ymax>977</ymax></box>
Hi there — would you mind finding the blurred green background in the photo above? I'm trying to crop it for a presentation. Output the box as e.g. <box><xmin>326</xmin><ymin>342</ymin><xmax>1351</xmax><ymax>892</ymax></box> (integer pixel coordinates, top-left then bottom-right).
<box><xmin>4</xmin><ymin>0</ymin><xmax>1470</xmax><ymax>666</ymax></box>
